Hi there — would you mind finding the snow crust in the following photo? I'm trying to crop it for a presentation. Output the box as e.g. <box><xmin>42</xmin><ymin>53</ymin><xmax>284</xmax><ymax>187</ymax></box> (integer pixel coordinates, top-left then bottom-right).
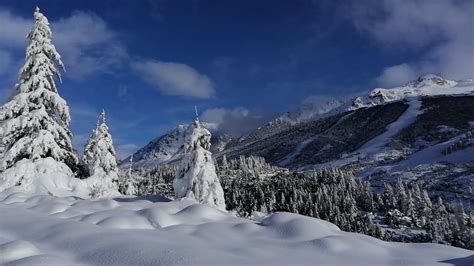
<box><xmin>0</xmin><ymin>191</ymin><xmax>472</xmax><ymax>265</ymax></box>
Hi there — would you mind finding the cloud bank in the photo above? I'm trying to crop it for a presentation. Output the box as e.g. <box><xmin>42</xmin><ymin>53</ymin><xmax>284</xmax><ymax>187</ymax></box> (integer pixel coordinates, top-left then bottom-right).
<box><xmin>348</xmin><ymin>0</ymin><xmax>474</xmax><ymax>86</ymax></box>
<box><xmin>132</xmin><ymin>60</ymin><xmax>215</xmax><ymax>99</ymax></box>
<box><xmin>0</xmin><ymin>8</ymin><xmax>127</xmax><ymax>80</ymax></box>
<box><xmin>201</xmin><ymin>107</ymin><xmax>275</xmax><ymax>136</ymax></box>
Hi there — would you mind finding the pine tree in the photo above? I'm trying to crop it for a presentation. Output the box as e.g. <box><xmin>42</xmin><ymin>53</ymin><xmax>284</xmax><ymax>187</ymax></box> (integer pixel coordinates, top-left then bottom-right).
<box><xmin>173</xmin><ymin>118</ymin><xmax>226</xmax><ymax>210</ymax></box>
<box><xmin>382</xmin><ymin>183</ymin><xmax>397</xmax><ymax>211</ymax></box>
<box><xmin>83</xmin><ymin>110</ymin><xmax>119</xmax><ymax>196</ymax></box>
<box><xmin>0</xmin><ymin>7</ymin><xmax>80</xmax><ymax>182</ymax></box>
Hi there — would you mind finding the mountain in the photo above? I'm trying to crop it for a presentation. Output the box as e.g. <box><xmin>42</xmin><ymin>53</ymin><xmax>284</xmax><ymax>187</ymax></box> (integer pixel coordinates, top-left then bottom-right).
<box><xmin>122</xmin><ymin>75</ymin><xmax>474</xmax><ymax>204</ymax></box>
<box><xmin>217</xmin><ymin>75</ymin><xmax>474</xmax><ymax>205</ymax></box>
<box><xmin>120</xmin><ymin>122</ymin><xmax>222</xmax><ymax>169</ymax></box>
<box><xmin>120</xmin><ymin>124</ymin><xmax>188</xmax><ymax>169</ymax></box>
<box><xmin>219</xmin><ymin>75</ymin><xmax>473</xmax><ymax>163</ymax></box>
<box><xmin>124</xmin><ymin>75</ymin><xmax>474</xmax><ymax>169</ymax></box>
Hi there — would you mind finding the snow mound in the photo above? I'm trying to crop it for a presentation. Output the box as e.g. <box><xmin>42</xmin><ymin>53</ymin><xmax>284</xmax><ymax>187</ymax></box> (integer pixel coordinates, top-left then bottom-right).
<box><xmin>0</xmin><ymin>158</ymin><xmax>90</xmax><ymax>198</ymax></box>
<box><xmin>0</xmin><ymin>191</ymin><xmax>472</xmax><ymax>265</ymax></box>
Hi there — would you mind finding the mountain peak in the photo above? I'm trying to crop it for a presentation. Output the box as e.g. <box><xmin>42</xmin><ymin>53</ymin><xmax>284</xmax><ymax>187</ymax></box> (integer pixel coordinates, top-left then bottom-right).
<box><xmin>409</xmin><ymin>74</ymin><xmax>453</xmax><ymax>88</ymax></box>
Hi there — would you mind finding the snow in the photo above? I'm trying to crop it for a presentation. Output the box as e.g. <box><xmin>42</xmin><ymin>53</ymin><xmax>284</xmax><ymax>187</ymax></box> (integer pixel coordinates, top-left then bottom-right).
<box><xmin>122</xmin><ymin>124</ymin><xmax>188</xmax><ymax>169</ymax></box>
<box><xmin>356</xmin><ymin>97</ymin><xmax>421</xmax><ymax>158</ymax></box>
<box><xmin>0</xmin><ymin>190</ymin><xmax>472</xmax><ymax>265</ymax></box>
<box><xmin>393</xmin><ymin>132</ymin><xmax>474</xmax><ymax>171</ymax></box>
<box><xmin>0</xmin><ymin>158</ymin><xmax>89</xmax><ymax>198</ymax></box>
<box><xmin>271</xmin><ymin>75</ymin><xmax>474</xmax><ymax>129</ymax></box>
<box><xmin>274</xmin><ymin>98</ymin><xmax>345</xmax><ymax>125</ymax></box>
<box><xmin>366</xmin><ymin>75</ymin><xmax>472</xmax><ymax>105</ymax></box>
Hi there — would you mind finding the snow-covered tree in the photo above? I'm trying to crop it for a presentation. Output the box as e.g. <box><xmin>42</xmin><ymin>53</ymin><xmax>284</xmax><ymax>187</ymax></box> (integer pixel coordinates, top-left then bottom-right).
<box><xmin>173</xmin><ymin>119</ymin><xmax>226</xmax><ymax>210</ymax></box>
<box><xmin>0</xmin><ymin>7</ymin><xmax>81</xmax><ymax>192</ymax></box>
<box><xmin>221</xmin><ymin>155</ymin><xmax>229</xmax><ymax>170</ymax></box>
<box><xmin>83</xmin><ymin>110</ymin><xmax>119</xmax><ymax>197</ymax></box>
<box><xmin>123</xmin><ymin>154</ymin><xmax>137</xmax><ymax>195</ymax></box>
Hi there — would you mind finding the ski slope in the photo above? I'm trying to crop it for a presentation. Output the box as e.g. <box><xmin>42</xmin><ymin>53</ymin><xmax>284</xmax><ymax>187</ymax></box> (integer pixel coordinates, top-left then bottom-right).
<box><xmin>0</xmin><ymin>190</ymin><xmax>472</xmax><ymax>265</ymax></box>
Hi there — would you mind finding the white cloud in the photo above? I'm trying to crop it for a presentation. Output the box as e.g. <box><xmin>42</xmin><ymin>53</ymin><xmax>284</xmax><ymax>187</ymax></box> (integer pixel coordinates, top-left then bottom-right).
<box><xmin>375</xmin><ymin>63</ymin><xmax>418</xmax><ymax>88</ymax></box>
<box><xmin>349</xmin><ymin>0</ymin><xmax>474</xmax><ymax>82</ymax></box>
<box><xmin>201</xmin><ymin>107</ymin><xmax>274</xmax><ymax>136</ymax></box>
<box><xmin>53</xmin><ymin>12</ymin><xmax>128</xmax><ymax>79</ymax></box>
<box><xmin>201</xmin><ymin>107</ymin><xmax>249</xmax><ymax>125</ymax></box>
<box><xmin>0</xmin><ymin>10</ymin><xmax>31</xmax><ymax>48</ymax></box>
<box><xmin>132</xmin><ymin>60</ymin><xmax>215</xmax><ymax>99</ymax></box>
<box><xmin>0</xmin><ymin>8</ymin><xmax>127</xmax><ymax>80</ymax></box>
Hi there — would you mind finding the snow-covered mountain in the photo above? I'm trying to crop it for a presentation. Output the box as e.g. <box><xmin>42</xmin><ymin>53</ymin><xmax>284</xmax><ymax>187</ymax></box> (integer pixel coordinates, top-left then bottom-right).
<box><xmin>274</xmin><ymin>75</ymin><xmax>472</xmax><ymax>127</ymax></box>
<box><xmin>274</xmin><ymin>97</ymin><xmax>345</xmax><ymax>125</ymax></box>
<box><xmin>124</xmin><ymin>75</ymin><xmax>474</xmax><ymax>172</ymax></box>
<box><xmin>121</xmin><ymin>124</ymin><xmax>188</xmax><ymax>168</ymax></box>
<box><xmin>208</xmin><ymin>75</ymin><xmax>473</xmax><ymax>206</ymax></box>
<box><xmin>361</xmin><ymin>74</ymin><xmax>472</xmax><ymax>106</ymax></box>
<box><xmin>120</xmin><ymin>122</ymin><xmax>228</xmax><ymax>169</ymax></box>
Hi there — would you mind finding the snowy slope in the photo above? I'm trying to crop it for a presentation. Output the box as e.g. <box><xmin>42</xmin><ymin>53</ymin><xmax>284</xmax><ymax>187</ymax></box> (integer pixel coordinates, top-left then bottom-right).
<box><xmin>0</xmin><ymin>191</ymin><xmax>472</xmax><ymax>265</ymax></box>
<box><xmin>121</xmin><ymin>124</ymin><xmax>189</xmax><ymax>168</ymax></box>
<box><xmin>300</xmin><ymin>97</ymin><xmax>423</xmax><ymax>170</ymax></box>
<box><xmin>260</xmin><ymin>75</ymin><xmax>474</xmax><ymax>168</ymax></box>
<box><xmin>273</xmin><ymin>75</ymin><xmax>473</xmax><ymax>127</ymax></box>
<box><xmin>366</xmin><ymin>75</ymin><xmax>473</xmax><ymax>104</ymax></box>
<box><xmin>274</xmin><ymin>98</ymin><xmax>345</xmax><ymax>125</ymax></box>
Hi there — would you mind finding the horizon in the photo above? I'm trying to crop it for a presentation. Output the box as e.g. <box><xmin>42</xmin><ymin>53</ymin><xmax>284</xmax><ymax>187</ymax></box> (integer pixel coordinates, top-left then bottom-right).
<box><xmin>0</xmin><ymin>0</ymin><xmax>472</xmax><ymax>158</ymax></box>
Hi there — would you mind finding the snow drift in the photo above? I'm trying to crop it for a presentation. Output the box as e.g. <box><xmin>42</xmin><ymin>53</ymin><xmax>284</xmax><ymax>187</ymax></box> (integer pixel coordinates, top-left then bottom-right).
<box><xmin>0</xmin><ymin>191</ymin><xmax>472</xmax><ymax>265</ymax></box>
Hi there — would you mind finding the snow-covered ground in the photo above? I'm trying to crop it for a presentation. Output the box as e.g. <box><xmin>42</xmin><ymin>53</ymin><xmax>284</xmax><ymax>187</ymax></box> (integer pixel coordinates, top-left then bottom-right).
<box><xmin>0</xmin><ymin>190</ymin><xmax>472</xmax><ymax>265</ymax></box>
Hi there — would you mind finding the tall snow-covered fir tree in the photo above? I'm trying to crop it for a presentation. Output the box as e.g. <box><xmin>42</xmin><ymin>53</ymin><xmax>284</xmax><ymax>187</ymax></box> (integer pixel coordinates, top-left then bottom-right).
<box><xmin>0</xmin><ymin>7</ymin><xmax>81</xmax><ymax>192</ymax></box>
<box><xmin>173</xmin><ymin>117</ymin><xmax>226</xmax><ymax>210</ymax></box>
<box><xmin>83</xmin><ymin>110</ymin><xmax>119</xmax><ymax>197</ymax></box>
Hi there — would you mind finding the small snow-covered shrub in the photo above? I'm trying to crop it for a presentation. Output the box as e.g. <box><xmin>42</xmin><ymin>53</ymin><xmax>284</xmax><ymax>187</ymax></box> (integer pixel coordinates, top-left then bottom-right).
<box><xmin>89</xmin><ymin>183</ymin><xmax>107</xmax><ymax>199</ymax></box>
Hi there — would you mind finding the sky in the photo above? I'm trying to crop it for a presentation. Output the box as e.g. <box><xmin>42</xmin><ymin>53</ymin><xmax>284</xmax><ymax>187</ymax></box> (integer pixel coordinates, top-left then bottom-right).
<box><xmin>0</xmin><ymin>0</ymin><xmax>472</xmax><ymax>159</ymax></box>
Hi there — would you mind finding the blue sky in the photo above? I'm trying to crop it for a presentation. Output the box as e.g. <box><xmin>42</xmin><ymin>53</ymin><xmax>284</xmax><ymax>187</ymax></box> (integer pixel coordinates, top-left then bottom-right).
<box><xmin>0</xmin><ymin>0</ymin><xmax>472</xmax><ymax>158</ymax></box>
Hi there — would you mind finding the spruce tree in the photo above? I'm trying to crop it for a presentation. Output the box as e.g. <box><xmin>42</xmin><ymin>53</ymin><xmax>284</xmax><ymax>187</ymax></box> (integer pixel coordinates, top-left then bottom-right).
<box><xmin>0</xmin><ymin>7</ymin><xmax>80</xmax><ymax>177</ymax></box>
<box><xmin>83</xmin><ymin>110</ymin><xmax>119</xmax><ymax>195</ymax></box>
